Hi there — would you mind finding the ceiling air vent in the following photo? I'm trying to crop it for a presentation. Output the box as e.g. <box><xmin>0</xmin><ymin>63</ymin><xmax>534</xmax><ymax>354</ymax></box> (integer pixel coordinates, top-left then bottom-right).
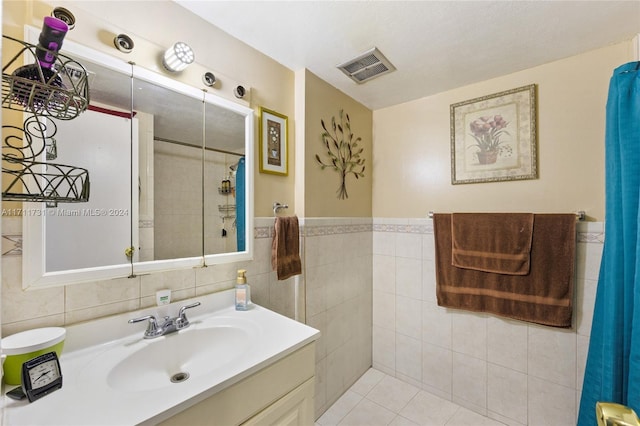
<box><xmin>337</xmin><ymin>47</ymin><xmax>396</xmax><ymax>84</ymax></box>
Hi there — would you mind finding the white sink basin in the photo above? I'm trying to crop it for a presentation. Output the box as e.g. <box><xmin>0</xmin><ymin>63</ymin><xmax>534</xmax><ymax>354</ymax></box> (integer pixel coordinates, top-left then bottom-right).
<box><xmin>79</xmin><ymin>315</ymin><xmax>260</xmax><ymax>393</ymax></box>
<box><xmin>107</xmin><ymin>325</ymin><xmax>253</xmax><ymax>392</ymax></box>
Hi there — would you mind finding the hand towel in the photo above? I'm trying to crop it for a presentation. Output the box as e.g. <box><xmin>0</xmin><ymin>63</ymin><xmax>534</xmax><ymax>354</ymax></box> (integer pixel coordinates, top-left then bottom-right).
<box><xmin>271</xmin><ymin>216</ymin><xmax>302</xmax><ymax>280</ymax></box>
<box><xmin>451</xmin><ymin>213</ymin><xmax>534</xmax><ymax>275</ymax></box>
<box><xmin>434</xmin><ymin>213</ymin><xmax>576</xmax><ymax>328</ymax></box>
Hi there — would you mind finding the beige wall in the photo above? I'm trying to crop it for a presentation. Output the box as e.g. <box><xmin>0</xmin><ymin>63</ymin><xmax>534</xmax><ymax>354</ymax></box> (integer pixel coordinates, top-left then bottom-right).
<box><xmin>302</xmin><ymin>70</ymin><xmax>373</xmax><ymax>217</ymax></box>
<box><xmin>373</xmin><ymin>41</ymin><xmax>634</xmax><ymax>221</ymax></box>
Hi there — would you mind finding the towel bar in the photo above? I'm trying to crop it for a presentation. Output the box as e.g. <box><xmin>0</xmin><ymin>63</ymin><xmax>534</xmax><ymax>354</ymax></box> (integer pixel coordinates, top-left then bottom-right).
<box><xmin>273</xmin><ymin>202</ymin><xmax>289</xmax><ymax>216</ymax></box>
<box><xmin>427</xmin><ymin>210</ymin><xmax>586</xmax><ymax>220</ymax></box>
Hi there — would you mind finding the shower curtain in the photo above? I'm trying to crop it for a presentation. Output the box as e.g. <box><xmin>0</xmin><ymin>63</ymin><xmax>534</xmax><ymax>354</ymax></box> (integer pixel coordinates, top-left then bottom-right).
<box><xmin>578</xmin><ymin>61</ymin><xmax>640</xmax><ymax>425</ymax></box>
<box><xmin>236</xmin><ymin>157</ymin><xmax>246</xmax><ymax>252</ymax></box>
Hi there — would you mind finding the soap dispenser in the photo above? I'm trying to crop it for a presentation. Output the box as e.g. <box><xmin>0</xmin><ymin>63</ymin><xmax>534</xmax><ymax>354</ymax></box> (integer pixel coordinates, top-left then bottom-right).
<box><xmin>235</xmin><ymin>269</ymin><xmax>251</xmax><ymax>311</ymax></box>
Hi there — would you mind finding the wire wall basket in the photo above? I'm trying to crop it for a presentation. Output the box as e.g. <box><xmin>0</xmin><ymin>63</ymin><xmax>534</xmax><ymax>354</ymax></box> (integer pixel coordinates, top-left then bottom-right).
<box><xmin>2</xmin><ymin>35</ymin><xmax>89</xmax><ymax>121</ymax></box>
<box><xmin>3</xmin><ymin>159</ymin><xmax>90</xmax><ymax>203</ymax></box>
<box><xmin>2</xmin><ymin>114</ymin><xmax>90</xmax><ymax>202</ymax></box>
<box><xmin>218</xmin><ymin>204</ymin><xmax>236</xmax><ymax>219</ymax></box>
<box><xmin>2</xmin><ymin>34</ymin><xmax>91</xmax><ymax>203</ymax></box>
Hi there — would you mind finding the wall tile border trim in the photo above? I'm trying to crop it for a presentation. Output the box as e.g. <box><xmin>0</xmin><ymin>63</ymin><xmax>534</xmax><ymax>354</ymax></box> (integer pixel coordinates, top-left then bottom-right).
<box><xmin>372</xmin><ymin>219</ymin><xmax>604</xmax><ymax>244</ymax></box>
<box><xmin>2</xmin><ymin>235</ymin><xmax>22</xmax><ymax>256</ymax></box>
<box><xmin>254</xmin><ymin>217</ymin><xmax>374</xmax><ymax>239</ymax></box>
<box><xmin>2</xmin><ymin>218</ymin><xmax>602</xmax><ymax>256</ymax></box>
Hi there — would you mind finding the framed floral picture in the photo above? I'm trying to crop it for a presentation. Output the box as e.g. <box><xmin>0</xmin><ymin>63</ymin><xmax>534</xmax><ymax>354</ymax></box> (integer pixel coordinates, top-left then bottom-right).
<box><xmin>450</xmin><ymin>84</ymin><xmax>537</xmax><ymax>184</ymax></box>
<box><xmin>259</xmin><ymin>107</ymin><xmax>288</xmax><ymax>176</ymax></box>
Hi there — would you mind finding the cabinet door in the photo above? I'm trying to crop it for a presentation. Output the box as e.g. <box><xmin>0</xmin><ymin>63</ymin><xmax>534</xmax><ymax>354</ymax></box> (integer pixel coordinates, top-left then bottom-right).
<box><xmin>158</xmin><ymin>343</ymin><xmax>315</xmax><ymax>426</ymax></box>
<box><xmin>243</xmin><ymin>378</ymin><xmax>314</xmax><ymax>426</ymax></box>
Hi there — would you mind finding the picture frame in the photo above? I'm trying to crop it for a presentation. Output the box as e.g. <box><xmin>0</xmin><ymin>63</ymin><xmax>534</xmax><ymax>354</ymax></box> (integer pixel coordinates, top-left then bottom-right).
<box><xmin>259</xmin><ymin>107</ymin><xmax>288</xmax><ymax>176</ymax></box>
<box><xmin>450</xmin><ymin>84</ymin><xmax>537</xmax><ymax>184</ymax></box>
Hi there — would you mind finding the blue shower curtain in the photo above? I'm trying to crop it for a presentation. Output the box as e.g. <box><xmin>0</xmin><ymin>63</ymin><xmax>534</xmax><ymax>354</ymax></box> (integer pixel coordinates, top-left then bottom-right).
<box><xmin>578</xmin><ymin>61</ymin><xmax>640</xmax><ymax>425</ymax></box>
<box><xmin>236</xmin><ymin>157</ymin><xmax>246</xmax><ymax>251</ymax></box>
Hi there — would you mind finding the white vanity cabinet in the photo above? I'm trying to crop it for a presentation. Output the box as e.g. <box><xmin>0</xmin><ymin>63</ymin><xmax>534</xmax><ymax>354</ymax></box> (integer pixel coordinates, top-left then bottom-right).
<box><xmin>159</xmin><ymin>342</ymin><xmax>316</xmax><ymax>426</ymax></box>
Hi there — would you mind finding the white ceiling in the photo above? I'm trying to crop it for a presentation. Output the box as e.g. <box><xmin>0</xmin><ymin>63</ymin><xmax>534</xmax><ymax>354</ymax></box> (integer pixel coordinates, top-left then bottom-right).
<box><xmin>175</xmin><ymin>0</ymin><xmax>639</xmax><ymax>110</ymax></box>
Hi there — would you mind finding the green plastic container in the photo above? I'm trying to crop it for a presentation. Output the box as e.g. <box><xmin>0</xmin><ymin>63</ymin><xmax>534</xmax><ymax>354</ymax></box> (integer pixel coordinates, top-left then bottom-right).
<box><xmin>2</xmin><ymin>327</ymin><xmax>66</xmax><ymax>385</ymax></box>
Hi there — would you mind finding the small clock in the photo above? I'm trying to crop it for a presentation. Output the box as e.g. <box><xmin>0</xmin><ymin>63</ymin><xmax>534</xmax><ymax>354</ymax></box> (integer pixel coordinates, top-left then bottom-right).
<box><xmin>21</xmin><ymin>352</ymin><xmax>63</xmax><ymax>402</ymax></box>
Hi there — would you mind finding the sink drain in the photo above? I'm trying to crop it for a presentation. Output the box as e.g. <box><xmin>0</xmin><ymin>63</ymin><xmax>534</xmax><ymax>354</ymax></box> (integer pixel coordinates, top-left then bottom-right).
<box><xmin>170</xmin><ymin>372</ymin><xmax>190</xmax><ymax>383</ymax></box>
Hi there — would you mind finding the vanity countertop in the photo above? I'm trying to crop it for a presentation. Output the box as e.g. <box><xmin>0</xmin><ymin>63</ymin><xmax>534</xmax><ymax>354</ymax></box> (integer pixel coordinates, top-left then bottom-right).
<box><xmin>3</xmin><ymin>290</ymin><xmax>319</xmax><ymax>425</ymax></box>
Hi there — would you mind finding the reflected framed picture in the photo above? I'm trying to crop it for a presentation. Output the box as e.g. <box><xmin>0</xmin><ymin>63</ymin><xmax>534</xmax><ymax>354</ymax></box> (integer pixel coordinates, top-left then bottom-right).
<box><xmin>259</xmin><ymin>107</ymin><xmax>288</xmax><ymax>176</ymax></box>
<box><xmin>450</xmin><ymin>84</ymin><xmax>538</xmax><ymax>184</ymax></box>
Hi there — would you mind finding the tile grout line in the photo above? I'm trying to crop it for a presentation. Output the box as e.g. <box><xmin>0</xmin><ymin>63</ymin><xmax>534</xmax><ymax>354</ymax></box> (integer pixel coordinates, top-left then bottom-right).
<box><xmin>443</xmin><ymin>406</ymin><xmax>463</xmax><ymax>426</ymax></box>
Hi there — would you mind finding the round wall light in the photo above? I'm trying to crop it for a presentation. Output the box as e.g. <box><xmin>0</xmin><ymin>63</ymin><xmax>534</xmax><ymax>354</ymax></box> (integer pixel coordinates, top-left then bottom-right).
<box><xmin>162</xmin><ymin>42</ymin><xmax>195</xmax><ymax>72</ymax></box>
<box><xmin>51</xmin><ymin>7</ymin><xmax>75</xmax><ymax>30</ymax></box>
<box><xmin>202</xmin><ymin>72</ymin><xmax>216</xmax><ymax>87</ymax></box>
<box><xmin>234</xmin><ymin>85</ymin><xmax>247</xmax><ymax>99</ymax></box>
<box><xmin>113</xmin><ymin>34</ymin><xmax>134</xmax><ymax>53</ymax></box>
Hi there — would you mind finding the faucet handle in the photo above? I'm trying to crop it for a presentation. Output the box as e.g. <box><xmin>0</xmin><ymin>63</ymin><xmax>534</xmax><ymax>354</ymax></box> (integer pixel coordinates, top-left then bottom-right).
<box><xmin>128</xmin><ymin>315</ymin><xmax>162</xmax><ymax>339</ymax></box>
<box><xmin>177</xmin><ymin>302</ymin><xmax>201</xmax><ymax>328</ymax></box>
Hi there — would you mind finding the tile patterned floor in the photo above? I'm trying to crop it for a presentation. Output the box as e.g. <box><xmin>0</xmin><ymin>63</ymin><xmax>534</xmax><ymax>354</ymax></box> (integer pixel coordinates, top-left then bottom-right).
<box><xmin>316</xmin><ymin>369</ymin><xmax>507</xmax><ymax>426</ymax></box>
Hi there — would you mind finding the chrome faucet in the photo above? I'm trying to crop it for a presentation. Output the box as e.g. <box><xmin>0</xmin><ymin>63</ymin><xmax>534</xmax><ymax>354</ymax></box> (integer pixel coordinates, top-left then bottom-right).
<box><xmin>128</xmin><ymin>302</ymin><xmax>201</xmax><ymax>339</ymax></box>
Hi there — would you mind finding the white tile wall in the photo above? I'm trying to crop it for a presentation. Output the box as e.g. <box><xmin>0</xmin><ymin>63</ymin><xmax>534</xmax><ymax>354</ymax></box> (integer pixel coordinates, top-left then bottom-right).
<box><xmin>303</xmin><ymin>218</ymin><xmax>373</xmax><ymax>419</ymax></box>
<box><xmin>2</xmin><ymin>214</ymin><xmax>603</xmax><ymax>425</ymax></box>
<box><xmin>1</xmin><ymin>217</ymin><xmax>298</xmax><ymax>335</ymax></box>
<box><xmin>372</xmin><ymin>219</ymin><xmax>603</xmax><ymax>426</ymax></box>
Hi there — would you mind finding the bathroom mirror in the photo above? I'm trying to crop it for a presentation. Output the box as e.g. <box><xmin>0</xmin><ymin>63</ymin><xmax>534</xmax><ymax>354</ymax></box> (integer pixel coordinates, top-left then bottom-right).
<box><xmin>22</xmin><ymin>28</ymin><xmax>254</xmax><ymax>288</ymax></box>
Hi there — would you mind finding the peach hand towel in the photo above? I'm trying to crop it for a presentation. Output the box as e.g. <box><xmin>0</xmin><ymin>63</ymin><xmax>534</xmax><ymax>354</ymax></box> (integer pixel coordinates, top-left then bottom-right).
<box><xmin>451</xmin><ymin>213</ymin><xmax>534</xmax><ymax>275</ymax></box>
<box><xmin>271</xmin><ymin>216</ymin><xmax>302</xmax><ymax>280</ymax></box>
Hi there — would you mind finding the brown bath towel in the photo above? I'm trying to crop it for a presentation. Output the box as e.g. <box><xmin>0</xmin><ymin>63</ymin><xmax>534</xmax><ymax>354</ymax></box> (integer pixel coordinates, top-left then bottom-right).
<box><xmin>434</xmin><ymin>213</ymin><xmax>576</xmax><ymax>328</ymax></box>
<box><xmin>451</xmin><ymin>213</ymin><xmax>534</xmax><ymax>275</ymax></box>
<box><xmin>271</xmin><ymin>216</ymin><xmax>302</xmax><ymax>280</ymax></box>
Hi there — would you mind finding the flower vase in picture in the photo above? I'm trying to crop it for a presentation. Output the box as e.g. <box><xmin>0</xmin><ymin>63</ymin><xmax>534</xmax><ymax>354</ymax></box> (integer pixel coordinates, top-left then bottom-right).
<box><xmin>469</xmin><ymin>115</ymin><xmax>511</xmax><ymax>165</ymax></box>
<box><xmin>476</xmin><ymin>149</ymin><xmax>498</xmax><ymax>165</ymax></box>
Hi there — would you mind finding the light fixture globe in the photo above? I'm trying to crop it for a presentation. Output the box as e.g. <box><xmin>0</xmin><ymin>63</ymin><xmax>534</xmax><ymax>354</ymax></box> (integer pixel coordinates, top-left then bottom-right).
<box><xmin>162</xmin><ymin>42</ymin><xmax>195</xmax><ymax>72</ymax></box>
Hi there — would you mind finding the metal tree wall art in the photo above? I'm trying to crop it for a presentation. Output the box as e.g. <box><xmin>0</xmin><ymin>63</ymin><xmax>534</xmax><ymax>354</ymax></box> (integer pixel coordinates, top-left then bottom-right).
<box><xmin>315</xmin><ymin>109</ymin><xmax>365</xmax><ymax>199</ymax></box>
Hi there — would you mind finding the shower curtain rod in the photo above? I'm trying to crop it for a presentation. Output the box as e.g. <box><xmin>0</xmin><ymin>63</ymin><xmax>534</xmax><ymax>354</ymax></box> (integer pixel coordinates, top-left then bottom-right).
<box><xmin>427</xmin><ymin>210</ymin><xmax>586</xmax><ymax>221</ymax></box>
<box><xmin>154</xmin><ymin>136</ymin><xmax>245</xmax><ymax>157</ymax></box>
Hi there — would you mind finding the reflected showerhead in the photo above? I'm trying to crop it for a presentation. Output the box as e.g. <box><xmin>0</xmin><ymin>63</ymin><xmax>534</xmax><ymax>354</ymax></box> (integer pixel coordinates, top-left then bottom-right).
<box><xmin>229</xmin><ymin>158</ymin><xmax>244</xmax><ymax>176</ymax></box>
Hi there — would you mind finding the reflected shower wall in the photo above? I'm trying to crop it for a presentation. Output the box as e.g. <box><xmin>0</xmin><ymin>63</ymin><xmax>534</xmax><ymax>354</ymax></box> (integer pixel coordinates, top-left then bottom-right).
<box><xmin>154</xmin><ymin>140</ymin><xmax>203</xmax><ymax>260</ymax></box>
<box><xmin>153</xmin><ymin>140</ymin><xmax>239</xmax><ymax>260</ymax></box>
<box><xmin>204</xmin><ymin>148</ymin><xmax>239</xmax><ymax>256</ymax></box>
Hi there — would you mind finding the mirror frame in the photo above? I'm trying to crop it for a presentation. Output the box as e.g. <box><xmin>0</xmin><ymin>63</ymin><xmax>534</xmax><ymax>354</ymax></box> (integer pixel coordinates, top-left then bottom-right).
<box><xmin>21</xmin><ymin>26</ymin><xmax>254</xmax><ymax>289</ymax></box>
